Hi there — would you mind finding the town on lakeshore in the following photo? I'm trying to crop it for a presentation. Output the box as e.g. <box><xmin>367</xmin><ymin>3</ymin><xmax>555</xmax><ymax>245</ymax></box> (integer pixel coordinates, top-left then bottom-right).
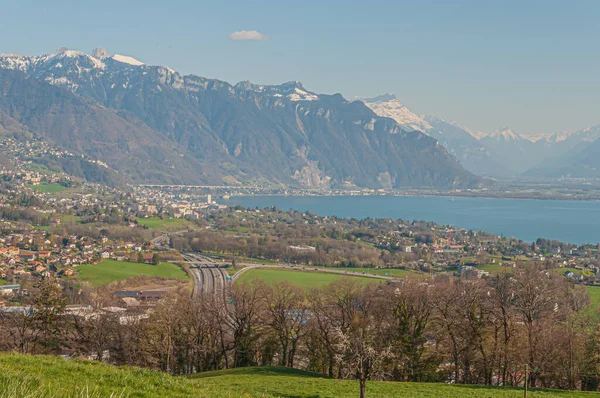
<box><xmin>0</xmin><ymin>139</ymin><xmax>598</xmax><ymax>298</ymax></box>
<box><xmin>5</xmin><ymin>2</ymin><xmax>600</xmax><ymax>394</ymax></box>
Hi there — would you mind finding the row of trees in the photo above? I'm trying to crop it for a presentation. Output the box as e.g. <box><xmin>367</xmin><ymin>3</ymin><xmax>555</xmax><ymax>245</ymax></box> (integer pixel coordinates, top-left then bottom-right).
<box><xmin>171</xmin><ymin>229</ymin><xmax>414</xmax><ymax>268</ymax></box>
<box><xmin>0</xmin><ymin>267</ymin><xmax>598</xmax><ymax>396</ymax></box>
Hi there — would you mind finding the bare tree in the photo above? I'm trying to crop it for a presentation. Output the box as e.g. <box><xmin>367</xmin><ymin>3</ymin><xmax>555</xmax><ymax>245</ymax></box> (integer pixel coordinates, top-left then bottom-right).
<box><xmin>261</xmin><ymin>281</ymin><xmax>308</xmax><ymax>367</ymax></box>
<box><xmin>334</xmin><ymin>284</ymin><xmax>390</xmax><ymax>398</ymax></box>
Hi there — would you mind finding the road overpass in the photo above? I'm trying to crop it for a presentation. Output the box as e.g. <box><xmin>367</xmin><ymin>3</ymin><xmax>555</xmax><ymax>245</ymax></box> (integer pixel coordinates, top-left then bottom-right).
<box><xmin>181</xmin><ymin>252</ymin><xmax>229</xmax><ymax>300</ymax></box>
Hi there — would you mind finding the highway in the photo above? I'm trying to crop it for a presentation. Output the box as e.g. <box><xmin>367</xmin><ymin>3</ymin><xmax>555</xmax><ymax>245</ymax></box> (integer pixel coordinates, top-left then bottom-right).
<box><xmin>181</xmin><ymin>252</ymin><xmax>228</xmax><ymax>300</ymax></box>
<box><xmin>151</xmin><ymin>229</ymin><xmax>199</xmax><ymax>248</ymax></box>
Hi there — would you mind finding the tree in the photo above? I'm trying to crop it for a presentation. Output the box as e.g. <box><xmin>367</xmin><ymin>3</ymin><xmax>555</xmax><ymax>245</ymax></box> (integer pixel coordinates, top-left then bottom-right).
<box><xmin>29</xmin><ymin>277</ymin><xmax>67</xmax><ymax>354</ymax></box>
<box><xmin>228</xmin><ymin>281</ymin><xmax>264</xmax><ymax>367</ymax></box>
<box><xmin>513</xmin><ymin>267</ymin><xmax>559</xmax><ymax>387</ymax></box>
<box><xmin>581</xmin><ymin>326</ymin><xmax>600</xmax><ymax>391</ymax></box>
<box><xmin>308</xmin><ymin>278</ymin><xmax>363</xmax><ymax>377</ymax></box>
<box><xmin>334</xmin><ymin>285</ymin><xmax>390</xmax><ymax>398</ymax></box>
<box><xmin>262</xmin><ymin>281</ymin><xmax>308</xmax><ymax>367</ymax></box>
<box><xmin>384</xmin><ymin>281</ymin><xmax>434</xmax><ymax>382</ymax></box>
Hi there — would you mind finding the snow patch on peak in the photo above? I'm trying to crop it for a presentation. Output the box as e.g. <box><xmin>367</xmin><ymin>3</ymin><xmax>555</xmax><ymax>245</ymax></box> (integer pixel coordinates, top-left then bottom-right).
<box><xmin>489</xmin><ymin>127</ymin><xmax>523</xmax><ymax>141</ymax></box>
<box><xmin>57</xmin><ymin>50</ymin><xmax>86</xmax><ymax>58</ymax></box>
<box><xmin>111</xmin><ymin>54</ymin><xmax>144</xmax><ymax>66</ymax></box>
<box><xmin>288</xmin><ymin>87</ymin><xmax>318</xmax><ymax>101</ymax></box>
<box><xmin>361</xmin><ymin>95</ymin><xmax>431</xmax><ymax>133</ymax></box>
<box><xmin>236</xmin><ymin>80</ymin><xmax>319</xmax><ymax>101</ymax></box>
<box><xmin>53</xmin><ymin>51</ymin><xmax>105</xmax><ymax>68</ymax></box>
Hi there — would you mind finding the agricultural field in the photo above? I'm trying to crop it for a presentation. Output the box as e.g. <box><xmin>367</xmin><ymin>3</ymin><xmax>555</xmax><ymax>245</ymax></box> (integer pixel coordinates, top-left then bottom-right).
<box><xmin>477</xmin><ymin>263</ymin><xmax>515</xmax><ymax>275</ymax></box>
<box><xmin>136</xmin><ymin>217</ymin><xmax>194</xmax><ymax>231</ymax></box>
<box><xmin>323</xmin><ymin>266</ymin><xmax>425</xmax><ymax>279</ymax></box>
<box><xmin>59</xmin><ymin>215</ymin><xmax>81</xmax><ymax>224</ymax></box>
<box><xmin>582</xmin><ymin>286</ymin><xmax>600</xmax><ymax>319</ymax></box>
<box><xmin>31</xmin><ymin>183</ymin><xmax>67</xmax><ymax>193</ymax></box>
<box><xmin>77</xmin><ymin>259</ymin><xmax>188</xmax><ymax>286</ymax></box>
<box><xmin>24</xmin><ymin>163</ymin><xmax>58</xmax><ymax>175</ymax></box>
<box><xmin>237</xmin><ymin>268</ymin><xmax>380</xmax><ymax>288</ymax></box>
<box><xmin>0</xmin><ymin>354</ymin><xmax>594</xmax><ymax>398</ymax></box>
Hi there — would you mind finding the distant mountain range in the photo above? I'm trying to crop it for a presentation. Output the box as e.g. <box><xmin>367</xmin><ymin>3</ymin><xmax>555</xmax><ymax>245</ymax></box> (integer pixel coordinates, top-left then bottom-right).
<box><xmin>361</xmin><ymin>94</ymin><xmax>600</xmax><ymax>178</ymax></box>
<box><xmin>0</xmin><ymin>48</ymin><xmax>484</xmax><ymax>189</ymax></box>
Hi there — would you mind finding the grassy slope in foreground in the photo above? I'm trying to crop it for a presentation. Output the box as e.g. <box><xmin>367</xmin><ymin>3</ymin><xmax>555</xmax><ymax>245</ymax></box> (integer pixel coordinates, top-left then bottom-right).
<box><xmin>237</xmin><ymin>268</ymin><xmax>378</xmax><ymax>288</ymax></box>
<box><xmin>77</xmin><ymin>259</ymin><xmax>188</xmax><ymax>286</ymax></box>
<box><xmin>0</xmin><ymin>354</ymin><xmax>594</xmax><ymax>398</ymax></box>
<box><xmin>194</xmin><ymin>367</ymin><xmax>599</xmax><ymax>398</ymax></box>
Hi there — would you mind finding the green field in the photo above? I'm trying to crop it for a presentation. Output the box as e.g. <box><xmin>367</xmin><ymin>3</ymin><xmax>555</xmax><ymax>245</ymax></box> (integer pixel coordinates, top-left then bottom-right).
<box><xmin>136</xmin><ymin>217</ymin><xmax>193</xmax><ymax>231</ymax></box>
<box><xmin>32</xmin><ymin>183</ymin><xmax>67</xmax><ymax>193</ymax></box>
<box><xmin>193</xmin><ymin>367</ymin><xmax>595</xmax><ymax>398</ymax></box>
<box><xmin>77</xmin><ymin>259</ymin><xmax>188</xmax><ymax>286</ymax></box>
<box><xmin>238</xmin><ymin>268</ymin><xmax>379</xmax><ymax>288</ymax></box>
<box><xmin>205</xmin><ymin>252</ymin><xmax>282</xmax><ymax>266</ymax></box>
<box><xmin>477</xmin><ymin>263</ymin><xmax>515</xmax><ymax>275</ymax></box>
<box><xmin>0</xmin><ymin>354</ymin><xmax>594</xmax><ymax>398</ymax></box>
<box><xmin>582</xmin><ymin>286</ymin><xmax>600</xmax><ymax>319</ymax></box>
<box><xmin>323</xmin><ymin>266</ymin><xmax>425</xmax><ymax>279</ymax></box>
<box><xmin>60</xmin><ymin>215</ymin><xmax>81</xmax><ymax>224</ymax></box>
<box><xmin>553</xmin><ymin>267</ymin><xmax>595</xmax><ymax>278</ymax></box>
<box><xmin>25</xmin><ymin>163</ymin><xmax>58</xmax><ymax>175</ymax></box>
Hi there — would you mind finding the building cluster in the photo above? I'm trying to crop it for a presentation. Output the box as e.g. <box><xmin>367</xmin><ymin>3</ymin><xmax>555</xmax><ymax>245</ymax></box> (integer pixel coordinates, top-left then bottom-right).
<box><xmin>0</xmin><ymin>228</ymin><xmax>162</xmax><ymax>299</ymax></box>
<box><xmin>132</xmin><ymin>186</ymin><xmax>227</xmax><ymax>219</ymax></box>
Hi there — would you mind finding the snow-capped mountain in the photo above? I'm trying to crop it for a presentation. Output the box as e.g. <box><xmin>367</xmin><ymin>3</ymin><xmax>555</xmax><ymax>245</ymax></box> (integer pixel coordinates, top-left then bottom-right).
<box><xmin>485</xmin><ymin>126</ymin><xmax>524</xmax><ymax>142</ymax></box>
<box><xmin>0</xmin><ymin>48</ymin><xmax>483</xmax><ymax>189</ymax></box>
<box><xmin>0</xmin><ymin>48</ymin><xmax>148</xmax><ymax>95</ymax></box>
<box><xmin>360</xmin><ymin>94</ymin><xmax>512</xmax><ymax>177</ymax></box>
<box><xmin>361</xmin><ymin>94</ymin><xmax>432</xmax><ymax>132</ymax></box>
<box><xmin>235</xmin><ymin>80</ymin><xmax>319</xmax><ymax>101</ymax></box>
<box><xmin>111</xmin><ymin>54</ymin><xmax>145</xmax><ymax>66</ymax></box>
<box><xmin>479</xmin><ymin>127</ymin><xmax>541</xmax><ymax>173</ymax></box>
<box><xmin>525</xmin><ymin>125</ymin><xmax>600</xmax><ymax>177</ymax></box>
<box><xmin>422</xmin><ymin>116</ymin><xmax>514</xmax><ymax>177</ymax></box>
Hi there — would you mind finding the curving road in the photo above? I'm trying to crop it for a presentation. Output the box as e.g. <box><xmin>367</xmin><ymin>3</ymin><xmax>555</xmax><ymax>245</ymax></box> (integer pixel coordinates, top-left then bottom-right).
<box><xmin>231</xmin><ymin>263</ymin><xmax>397</xmax><ymax>282</ymax></box>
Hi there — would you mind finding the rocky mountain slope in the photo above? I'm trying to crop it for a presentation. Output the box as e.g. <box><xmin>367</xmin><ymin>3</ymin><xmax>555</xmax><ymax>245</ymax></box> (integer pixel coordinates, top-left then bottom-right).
<box><xmin>361</xmin><ymin>95</ymin><xmax>511</xmax><ymax>177</ymax></box>
<box><xmin>0</xmin><ymin>49</ymin><xmax>484</xmax><ymax>189</ymax></box>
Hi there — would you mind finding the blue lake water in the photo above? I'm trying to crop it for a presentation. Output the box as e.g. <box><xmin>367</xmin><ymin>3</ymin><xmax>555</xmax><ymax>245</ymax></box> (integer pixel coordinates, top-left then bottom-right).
<box><xmin>226</xmin><ymin>195</ymin><xmax>600</xmax><ymax>245</ymax></box>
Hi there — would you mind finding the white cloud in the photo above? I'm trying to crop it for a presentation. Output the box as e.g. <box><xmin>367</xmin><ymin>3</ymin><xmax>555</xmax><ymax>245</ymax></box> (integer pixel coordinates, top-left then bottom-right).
<box><xmin>228</xmin><ymin>30</ymin><xmax>268</xmax><ymax>41</ymax></box>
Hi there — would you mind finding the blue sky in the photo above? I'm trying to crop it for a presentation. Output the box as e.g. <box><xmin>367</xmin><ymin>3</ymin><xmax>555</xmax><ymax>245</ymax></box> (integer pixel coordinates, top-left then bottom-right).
<box><xmin>1</xmin><ymin>0</ymin><xmax>599</xmax><ymax>134</ymax></box>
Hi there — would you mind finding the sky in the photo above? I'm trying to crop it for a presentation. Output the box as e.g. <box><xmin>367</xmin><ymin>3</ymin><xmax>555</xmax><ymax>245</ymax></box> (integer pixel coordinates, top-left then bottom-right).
<box><xmin>1</xmin><ymin>0</ymin><xmax>600</xmax><ymax>135</ymax></box>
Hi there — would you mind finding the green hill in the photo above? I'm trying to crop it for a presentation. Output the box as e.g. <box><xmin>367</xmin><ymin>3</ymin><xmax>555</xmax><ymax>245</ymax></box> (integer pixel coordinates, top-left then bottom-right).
<box><xmin>0</xmin><ymin>353</ymin><xmax>596</xmax><ymax>398</ymax></box>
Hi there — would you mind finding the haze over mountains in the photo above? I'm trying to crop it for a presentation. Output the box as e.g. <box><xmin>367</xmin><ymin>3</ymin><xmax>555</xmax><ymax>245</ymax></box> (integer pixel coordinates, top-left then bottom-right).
<box><xmin>0</xmin><ymin>47</ymin><xmax>597</xmax><ymax>189</ymax></box>
<box><xmin>362</xmin><ymin>94</ymin><xmax>600</xmax><ymax>178</ymax></box>
<box><xmin>0</xmin><ymin>48</ymin><xmax>483</xmax><ymax>189</ymax></box>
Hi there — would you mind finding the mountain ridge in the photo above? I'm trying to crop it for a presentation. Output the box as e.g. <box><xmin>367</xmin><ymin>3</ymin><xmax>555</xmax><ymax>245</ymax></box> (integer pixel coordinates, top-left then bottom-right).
<box><xmin>0</xmin><ymin>49</ymin><xmax>484</xmax><ymax>189</ymax></box>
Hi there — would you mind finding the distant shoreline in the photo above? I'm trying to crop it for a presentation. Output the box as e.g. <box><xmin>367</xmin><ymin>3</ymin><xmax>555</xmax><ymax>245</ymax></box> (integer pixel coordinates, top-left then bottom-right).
<box><xmin>224</xmin><ymin>194</ymin><xmax>600</xmax><ymax>244</ymax></box>
<box><xmin>221</xmin><ymin>191</ymin><xmax>600</xmax><ymax>203</ymax></box>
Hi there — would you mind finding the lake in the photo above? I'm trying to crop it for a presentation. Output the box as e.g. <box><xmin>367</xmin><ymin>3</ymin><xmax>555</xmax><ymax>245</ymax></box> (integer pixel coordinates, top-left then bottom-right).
<box><xmin>225</xmin><ymin>195</ymin><xmax>600</xmax><ymax>245</ymax></box>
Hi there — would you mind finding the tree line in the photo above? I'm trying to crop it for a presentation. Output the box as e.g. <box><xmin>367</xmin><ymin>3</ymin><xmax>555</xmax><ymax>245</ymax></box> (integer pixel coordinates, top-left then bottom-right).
<box><xmin>0</xmin><ymin>266</ymin><xmax>599</xmax><ymax>397</ymax></box>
